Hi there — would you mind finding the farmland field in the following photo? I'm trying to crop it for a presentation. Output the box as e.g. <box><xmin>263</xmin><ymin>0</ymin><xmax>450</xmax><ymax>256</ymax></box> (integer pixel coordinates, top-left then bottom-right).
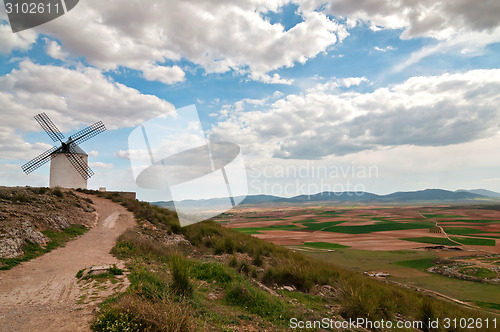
<box><xmin>216</xmin><ymin>204</ymin><xmax>500</xmax><ymax>313</ymax></box>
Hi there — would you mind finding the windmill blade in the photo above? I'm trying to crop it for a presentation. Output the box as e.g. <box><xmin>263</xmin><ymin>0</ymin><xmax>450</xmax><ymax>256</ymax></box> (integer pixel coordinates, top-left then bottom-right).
<box><xmin>65</xmin><ymin>150</ymin><xmax>94</xmax><ymax>180</ymax></box>
<box><xmin>34</xmin><ymin>113</ymin><xmax>65</xmax><ymax>143</ymax></box>
<box><xmin>21</xmin><ymin>146</ymin><xmax>60</xmax><ymax>174</ymax></box>
<box><xmin>70</xmin><ymin>121</ymin><xmax>106</xmax><ymax>146</ymax></box>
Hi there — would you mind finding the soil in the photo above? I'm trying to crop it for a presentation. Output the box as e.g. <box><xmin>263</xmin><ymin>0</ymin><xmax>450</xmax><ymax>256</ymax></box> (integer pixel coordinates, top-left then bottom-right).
<box><xmin>0</xmin><ymin>193</ymin><xmax>135</xmax><ymax>331</ymax></box>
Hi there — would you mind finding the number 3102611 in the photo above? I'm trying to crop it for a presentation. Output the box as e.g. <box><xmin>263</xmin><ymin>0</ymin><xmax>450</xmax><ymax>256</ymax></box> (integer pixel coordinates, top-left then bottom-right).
<box><xmin>5</xmin><ymin>2</ymin><xmax>61</xmax><ymax>14</ymax></box>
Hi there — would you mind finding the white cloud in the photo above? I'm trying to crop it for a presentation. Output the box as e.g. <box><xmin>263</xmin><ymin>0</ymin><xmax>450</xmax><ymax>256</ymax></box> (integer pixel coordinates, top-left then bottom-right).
<box><xmin>320</xmin><ymin>0</ymin><xmax>500</xmax><ymax>40</ymax></box>
<box><xmin>141</xmin><ymin>63</ymin><xmax>185</xmax><ymax>85</ymax></box>
<box><xmin>374</xmin><ymin>46</ymin><xmax>395</xmax><ymax>52</ymax></box>
<box><xmin>0</xmin><ymin>23</ymin><xmax>37</xmax><ymax>54</ymax></box>
<box><xmin>0</xmin><ymin>60</ymin><xmax>175</xmax><ymax>161</ymax></box>
<box><xmin>115</xmin><ymin>150</ymin><xmax>130</xmax><ymax>160</ymax></box>
<box><xmin>211</xmin><ymin>69</ymin><xmax>500</xmax><ymax>159</ymax></box>
<box><xmin>33</xmin><ymin>0</ymin><xmax>347</xmax><ymax>81</ymax></box>
<box><xmin>44</xmin><ymin>39</ymin><xmax>68</xmax><ymax>60</ymax></box>
<box><xmin>89</xmin><ymin>162</ymin><xmax>114</xmax><ymax>169</ymax></box>
<box><xmin>88</xmin><ymin>150</ymin><xmax>99</xmax><ymax>157</ymax></box>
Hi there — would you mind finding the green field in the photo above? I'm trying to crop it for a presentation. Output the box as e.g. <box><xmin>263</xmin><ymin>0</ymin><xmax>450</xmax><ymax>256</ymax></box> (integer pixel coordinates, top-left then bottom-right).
<box><xmin>303</xmin><ymin>242</ymin><xmax>349</xmax><ymax>249</ymax></box>
<box><xmin>234</xmin><ymin>224</ymin><xmax>300</xmax><ymax>234</ymax></box>
<box><xmin>437</xmin><ymin>219</ymin><xmax>500</xmax><ymax>223</ymax></box>
<box><xmin>327</xmin><ymin>221</ymin><xmax>433</xmax><ymax>234</ymax></box>
<box><xmin>443</xmin><ymin>227</ymin><xmax>484</xmax><ymax>236</ymax></box>
<box><xmin>305</xmin><ymin>249</ymin><xmax>500</xmax><ymax>311</ymax></box>
<box><xmin>422</xmin><ymin>214</ymin><xmax>465</xmax><ymax>218</ymax></box>
<box><xmin>395</xmin><ymin>258</ymin><xmax>435</xmax><ymax>270</ymax></box>
<box><xmin>401</xmin><ymin>237</ymin><xmax>459</xmax><ymax>246</ymax></box>
<box><xmin>451</xmin><ymin>237</ymin><xmax>496</xmax><ymax>246</ymax></box>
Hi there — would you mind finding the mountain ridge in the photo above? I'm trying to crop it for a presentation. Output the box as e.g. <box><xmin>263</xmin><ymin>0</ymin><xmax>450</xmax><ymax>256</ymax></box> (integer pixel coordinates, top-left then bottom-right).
<box><xmin>152</xmin><ymin>188</ymin><xmax>500</xmax><ymax>208</ymax></box>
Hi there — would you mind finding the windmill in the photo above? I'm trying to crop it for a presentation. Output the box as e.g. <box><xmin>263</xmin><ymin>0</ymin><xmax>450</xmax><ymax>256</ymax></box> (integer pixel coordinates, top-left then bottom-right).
<box><xmin>22</xmin><ymin>113</ymin><xmax>106</xmax><ymax>189</ymax></box>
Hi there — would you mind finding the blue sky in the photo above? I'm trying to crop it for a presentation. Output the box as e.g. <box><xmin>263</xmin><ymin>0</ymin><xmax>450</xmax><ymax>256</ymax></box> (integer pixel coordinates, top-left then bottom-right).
<box><xmin>1</xmin><ymin>0</ymin><xmax>500</xmax><ymax>201</ymax></box>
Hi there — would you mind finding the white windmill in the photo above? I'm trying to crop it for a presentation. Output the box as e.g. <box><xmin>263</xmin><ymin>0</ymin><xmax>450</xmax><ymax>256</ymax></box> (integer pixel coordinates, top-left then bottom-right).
<box><xmin>22</xmin><ymin>113</ymin><xmax>106</xmax><ymax>189</ymax></box>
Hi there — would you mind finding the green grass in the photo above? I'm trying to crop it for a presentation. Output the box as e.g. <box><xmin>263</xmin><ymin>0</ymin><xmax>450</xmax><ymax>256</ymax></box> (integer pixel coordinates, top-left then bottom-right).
<box><xmin>300</xmin><ymin>220</ymin><xmax>346</xmax><ymax>230</ymax></box>
<box><xmin>443</xmin><ymin>227</ymin><xmax>484</xmax><ymax>236</ymax></box>
<box><xmin>0</xmin><ymin>224</ymin><xmax>88</xmax><ymax>270</ymax></box>
<box><xmin>303</xmin><ymin>242</ymin><xmax>349</xmax><ymax>250</ymax></box>
<box><xmin>307</xmin><ymin>249</ymin><xmax>500</xmax><ymax>314</ymax></box>
<box><xmin>232</xmin><ymin>224</ymin><xmax>300</xmax><ymax>234</ymax></box>
<box><xmin>475</xmin><ymin>302</ymin><xmax>500</xmax><ymax>311</ymax></box>
<box><xmin>450</xmin><ymin>237</ymin><xmax>496</xmax><ymax>246</ymax></box>
<box><xmin>395</xmin><ymin>258</ymin><xmax>435</xmax><ymax>270</ymax></box>
<box><xmin>401</xmin><ymin>237</ymin><xmax>460</xmax><ymax>246</ymax></box>
<box><xmin>422</xmin><ymin>214</ymin><xmax>465</xmax><ymax>218</ymax></box>
<box><xmin>322</xmin><ymin>221</ymin><xmax>433</xmax><ymax>234</ymax></box>
<box><xmin>458</xmin><ymin>267</ymin><xmax>497</xmax><ymax>279</ymax></box>
<box><xmin>437</xmin><ymin>219</ymin><xmax>500</xmax><ymax>223</ymax></box>
<box><xmin>224</xmin><ymin>281</ymin><xmax>289</xmax><ymax>321</ymax></box>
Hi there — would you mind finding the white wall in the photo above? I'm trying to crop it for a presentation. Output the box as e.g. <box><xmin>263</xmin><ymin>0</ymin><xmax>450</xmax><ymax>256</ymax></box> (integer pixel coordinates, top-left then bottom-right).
<box><xmin>49</xmin><ymin>154</ymin><xmax>88</xmax><ymax>189</ymax></box>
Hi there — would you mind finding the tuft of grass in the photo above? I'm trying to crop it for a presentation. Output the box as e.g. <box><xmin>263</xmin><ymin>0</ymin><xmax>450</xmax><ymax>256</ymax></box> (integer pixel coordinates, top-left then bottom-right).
<box><xmin>170</xmin><ymin>254</ymin><xmax>193</xmax><ymax>297</ymax></box>
<box><xmin>224</xmin><ymin>281</ymin><xmax>288</xmax><ymax>321</ymax></box>
<box><xmin>76</xmin><ymin>268</ymin><xmax>85</xmax><ymax>279</ymax></box>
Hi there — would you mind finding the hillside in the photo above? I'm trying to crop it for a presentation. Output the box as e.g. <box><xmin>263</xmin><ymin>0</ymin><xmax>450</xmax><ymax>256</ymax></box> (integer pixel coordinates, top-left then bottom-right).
<box><xmin>0</xmin><ymin>186</ymin><xmax>96</xmax><ymax>266</ymax></box>
<box><xmin>87</xmin><ymin>190</ymin><xmax>496</xmax><ymax>331</ymax></box>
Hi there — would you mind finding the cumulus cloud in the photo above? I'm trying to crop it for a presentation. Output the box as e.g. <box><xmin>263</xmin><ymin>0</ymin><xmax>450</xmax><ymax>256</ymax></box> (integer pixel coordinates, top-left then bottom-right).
<box><xmin>0</xmin><ymin>60</ymin><xmax>175</xmax><ymax>161</ymax></box>
<box><xmin>318</xmin><ymin>0</ymin><xmax>500</xmax><ymax>39</ymax></box>
<box><xmin>141</xmin><ymin>63</ymin><xmax>185</xmax><ymax>85</ymax></box>
<box><xmin>33</xmin><ymin>0</ymin><xmax>347</xmax><ymax>82</ymax></box>
<box><xmin>0</xmin><ymin>23</ymin><xmax>37</xmax><ymax>54</ymax></box>
<box><xmin>210</xmin><ymin>69</ymin><xmax>500</xmax><ymax>159</ymax></box>
<box><xmin>44</xmin><ymin>39</ymin><xmax>68</xmax><ymax>60</ymax></box>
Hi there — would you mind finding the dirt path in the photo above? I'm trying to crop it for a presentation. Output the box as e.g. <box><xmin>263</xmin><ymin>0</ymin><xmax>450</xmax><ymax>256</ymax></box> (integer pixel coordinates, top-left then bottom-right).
<box><xmin>0</xmin><ymin>193</ymin><xmax>135</xmax><ymax>332</ymax></box>
<box><xmin>417</xmin><ymin>211</ymin><xmax>463</xmax><ymax>246</ymax></box>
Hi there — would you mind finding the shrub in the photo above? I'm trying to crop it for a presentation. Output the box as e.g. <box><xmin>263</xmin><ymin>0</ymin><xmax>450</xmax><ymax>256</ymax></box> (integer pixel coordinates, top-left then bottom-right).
<box><xmin>170</xmin><ymin>254</ymin><xmax>193</xmax><ymax>297</ymax></box>
<box><xmin>191</xmin><ymin>261</ymin><xmax>233</xmax><ymax>284</ymax></box>
<box><xmin>52</xmin><ymin>188</ymin><xmax>64</xmax><ymax>198</ymax></box>
<box><xmin>224</xmin><ymin>281</ymin><xmax>288</xmax><ymax>321</ymax></box>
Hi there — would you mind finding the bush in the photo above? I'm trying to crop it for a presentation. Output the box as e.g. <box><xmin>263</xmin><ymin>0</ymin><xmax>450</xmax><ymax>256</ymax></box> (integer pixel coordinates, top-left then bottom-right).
<box><xmin>170</xmin><ymin>254</ymin><xmax>193</xmax><ymax>297</ymax></box>
<box><xmin>191</xmin><ymin>261</ymin><xmax>233</xmax><ymax>284</ymax></box>
<box><xmin>52</xmin><ymin>188</ymin><xmax>64</xmax><ymax>198</ymax></box>
<box><xmin>224</xmin><ymin>281</ymin><xmax>288</xmax><ymax>321</ymax></box>
<box><xmin>92</xmin><ymin>294</ymin><xmax>192</xmax><ymax>332</ymax></box>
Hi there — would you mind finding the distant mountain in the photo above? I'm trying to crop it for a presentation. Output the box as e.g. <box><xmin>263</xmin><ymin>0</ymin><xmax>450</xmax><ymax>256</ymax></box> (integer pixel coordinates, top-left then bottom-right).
<box><xmin>380</xmin><ymin>189</ymin><xmax>483</xmax><ymax>202</ymax></box>
<box><xmin>456</xmin><ymin>189</ymin><xmax>500</xmax><ymax>198</ymax></box>
<box><xmin>275</xmin><ymin>191</ymin><xmax>381</xmax><ymax>203</ymax></box>
<box><xmin>151</xmin><ymin>188</ymin><xmax>495</xmax><ymax>208</ymax></box>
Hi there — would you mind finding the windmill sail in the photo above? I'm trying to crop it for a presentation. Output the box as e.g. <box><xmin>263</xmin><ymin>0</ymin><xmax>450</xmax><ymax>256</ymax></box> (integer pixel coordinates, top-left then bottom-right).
<box><xmin>70</xmin><ymin>121</ymin><xmax>106</xmax><ymax>146</ymax></box>
<box><xmin>65</xmin><ymin>148</ymin><xmax>94</xmax><ymax>179</ymax></box>
<box><xmin>21</xmin><ymin>145</ymin><xmax>60</xmax><ymax>174</ymax></box>
<box><xmin>34</xmin><ymin>113</ymin><xmax>65</xmax><ymax>143</ymax></box>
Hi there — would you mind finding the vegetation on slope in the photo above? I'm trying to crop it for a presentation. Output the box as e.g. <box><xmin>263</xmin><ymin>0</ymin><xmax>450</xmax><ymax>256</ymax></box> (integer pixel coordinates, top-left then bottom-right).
<box><xmin>0</xmin><ymin>187</ymin><xmax>94</xmax><ymax>269</ymax></box>
<box><xmin>83</xmin><ymin>190</ymin><xmax>496</xmax><ymax>331</ymax></box>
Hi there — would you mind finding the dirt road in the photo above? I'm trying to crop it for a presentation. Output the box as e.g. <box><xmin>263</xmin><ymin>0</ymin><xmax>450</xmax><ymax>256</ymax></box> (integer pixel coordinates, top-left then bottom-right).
<box><xmin>0</xmin><ymin>193</ymin><xmax>135</xmax><ymax>331</ymax></box>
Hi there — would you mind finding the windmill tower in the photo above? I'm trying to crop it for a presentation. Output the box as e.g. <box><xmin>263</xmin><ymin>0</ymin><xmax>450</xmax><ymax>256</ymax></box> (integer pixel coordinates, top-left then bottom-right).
<box><xmin>22</xmin><ymin>113</ymin><xmax>106</xmax><ymax>189</ymax></box>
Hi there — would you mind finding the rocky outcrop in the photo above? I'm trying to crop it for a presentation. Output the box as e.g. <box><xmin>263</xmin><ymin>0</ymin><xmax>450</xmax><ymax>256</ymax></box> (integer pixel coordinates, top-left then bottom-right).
<box><xmin>0</xmin><ymin>187</ymin><xmax>96</xmax><ymax>260</ymax></box>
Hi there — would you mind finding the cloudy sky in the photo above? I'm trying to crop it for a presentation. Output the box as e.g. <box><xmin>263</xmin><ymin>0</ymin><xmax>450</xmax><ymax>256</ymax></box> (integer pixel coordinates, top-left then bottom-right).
<box><xmin>1</xmin><ymin>0</ymin><xmax>500</xmax><ymax>201</ymax></box>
